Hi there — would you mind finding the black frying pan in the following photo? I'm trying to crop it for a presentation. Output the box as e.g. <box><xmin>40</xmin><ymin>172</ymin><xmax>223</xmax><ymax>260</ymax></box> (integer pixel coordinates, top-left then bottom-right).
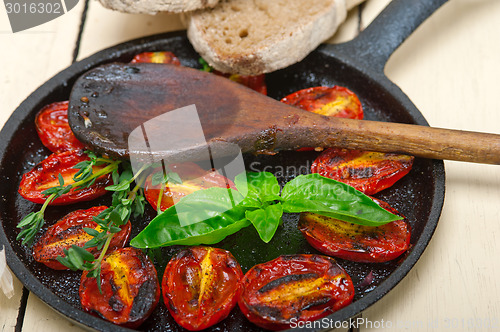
<box><xmin>0</xmin><ymin>0</ymin><xmax>447</xmax><ymax>330</ymax></box>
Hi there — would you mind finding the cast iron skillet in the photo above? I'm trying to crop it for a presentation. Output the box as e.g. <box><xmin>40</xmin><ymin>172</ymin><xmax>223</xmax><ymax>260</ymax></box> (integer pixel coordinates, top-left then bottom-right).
<box><xmin>0</xmin><ymin>0</ymin><xmax>447</xmax><ymax>330</ymax></box>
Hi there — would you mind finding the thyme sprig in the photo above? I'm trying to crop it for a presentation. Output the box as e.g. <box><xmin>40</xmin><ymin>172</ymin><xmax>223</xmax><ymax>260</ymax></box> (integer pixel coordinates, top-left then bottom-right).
<box><xmin>16</xmin><ymin>152</ymin><xmax>121</xmax><ymax>245</ymax></box>
<box><xmin>151</xmin><ymin>166</ymin><xmax>182</xmax><ymax>215</ymax></box>
<box><xmin>55</xmin><ymin>162</ymin><xmax>148</xmax><ymax>290</ymax></box>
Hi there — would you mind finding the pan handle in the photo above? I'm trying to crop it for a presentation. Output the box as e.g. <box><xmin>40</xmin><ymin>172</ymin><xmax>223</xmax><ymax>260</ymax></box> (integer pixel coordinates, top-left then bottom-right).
<box><xmin>323</xmin><ymin>0</ymin><xmax>449</xmax><ymax>74</ymax></box>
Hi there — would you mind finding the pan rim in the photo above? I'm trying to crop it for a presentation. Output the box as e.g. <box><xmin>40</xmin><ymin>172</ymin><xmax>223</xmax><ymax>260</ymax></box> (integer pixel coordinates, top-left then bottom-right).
<box><xmin>0</xmin><ymin>31</ymin><xmax>445</xmax><ymax>332</ymax></box>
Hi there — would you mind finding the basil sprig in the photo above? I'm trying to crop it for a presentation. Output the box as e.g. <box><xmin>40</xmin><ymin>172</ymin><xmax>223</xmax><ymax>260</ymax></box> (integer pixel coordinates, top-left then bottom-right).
<box><xmin>281</xmin><ymin>173</ymin><xmax>401</xmax><ymax>226</ymax></box>
<box><xmin>130</xmin><ymin>172</ymin><xmax>402</xmax><ymax>249</ymax></box>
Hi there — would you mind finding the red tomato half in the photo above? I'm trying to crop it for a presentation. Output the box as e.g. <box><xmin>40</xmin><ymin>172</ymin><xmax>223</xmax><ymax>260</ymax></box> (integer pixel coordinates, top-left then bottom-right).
<box><xmin>130</xmin><ymin>51</ymin><xmax>181</xmax><ymax>65</ymax></box>
<box><xmin>311</xmin><ymin>148</ymin><xmax>414</xmax><ymax>195</ymax></box>
<box><xmin>299</xmin><ymin>197</ymin><xmax>411</xmax><ymax>263</ymax></box>
<box><xmin>33</xmin><ymin>206</ymin><xmax>131</xmax><ymax>270</ymax></box>
<box><xmin>80</xmin><ymin>247</ymin><xmax>160</xmax><ymax>328</ymax></box>
<box><xmin>281</xmin><ymin>86</ymin><xmax>363</xmax><ymax>120</ymax></box>
<box><xmin>144</xmin><ymin>162</ymin><xmax>236</xmax><ymax>212</ymax></box>
<box><xmin>213</xmin><ymin>70</ymin><xmax>267</xmax><ymax>95</ymax></box>
<box><xmin>281</xmin><ymin>86</ymin><xmax>363</xmax><ymax>151</ymax></box>
<box><xmin>35</xmin><ymin>101</ymin><xmax>85</xmax><ymax>153</ymax></box>
<box><xmin>18</xmin><ymin>150</ymin><xmax>112</xmax><ymax>205</ymax></box>
<box><xmin>163</xmin><ymin>246</ymin><xmax>243</xmax><ymax>331</ymax></box>
<box><xmin>238</xmin><ymin>254</ymin><xmax>354</xmax><ymax>331</ymax></box>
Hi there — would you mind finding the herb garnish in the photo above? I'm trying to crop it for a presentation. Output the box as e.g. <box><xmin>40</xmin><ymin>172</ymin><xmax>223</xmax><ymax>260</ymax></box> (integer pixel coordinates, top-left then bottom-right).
<box><xmin>16</xmin><ymin>151</ymin><xmax>120</xmax><ymax>245</ymax></box>
<box><xmin>56</xmin><ymin>162</ymin><xmax>148</xmax><ymax>289</ymax></box>
<box><xmin>131</xmin><ymin>172</ymin><xmax>402</xmax><ymax>248</ymax></box>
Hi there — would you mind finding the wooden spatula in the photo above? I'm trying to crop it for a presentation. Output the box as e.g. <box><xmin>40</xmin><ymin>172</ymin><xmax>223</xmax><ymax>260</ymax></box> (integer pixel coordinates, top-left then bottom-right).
<box><xmin>68</xmin><ymin>63</ymin><xmax>500</xmax><ymax>164</ymax></box>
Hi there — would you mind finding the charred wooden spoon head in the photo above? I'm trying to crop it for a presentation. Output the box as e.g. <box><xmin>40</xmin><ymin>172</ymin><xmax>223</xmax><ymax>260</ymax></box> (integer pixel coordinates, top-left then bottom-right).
<box><xmin>68</xmin><ymin>62</ymin><xmax>331</xmax><ymax>163</ymax></box>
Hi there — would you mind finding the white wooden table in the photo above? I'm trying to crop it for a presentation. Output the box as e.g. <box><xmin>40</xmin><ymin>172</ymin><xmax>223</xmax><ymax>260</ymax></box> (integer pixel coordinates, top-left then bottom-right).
<box><xmin>1</xmin><ymin>0</ymin><xmax>499</xmax><ymax>331</ymax></box>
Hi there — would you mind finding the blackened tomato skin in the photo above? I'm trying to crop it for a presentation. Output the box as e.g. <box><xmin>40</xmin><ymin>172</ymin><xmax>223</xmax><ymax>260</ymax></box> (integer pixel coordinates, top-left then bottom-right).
<box><xmin>18</xmin><ymin>150</ymin><xmax>112</xmax><ymax>205</ymax></box>
<box><xmin>299</xmin><ymin>197</ymin><xmax>411</xmax><ymax>263</ymax></box>
<box><xmin>311</xmin><ymin>148</ymin><xmax>414</xmax><ymax>195</ymax></box>
<box><xmin>35</xmin><ymin>101</ymin><xmax>86</xmax><ymax>153</ymax></box>
<box><xmin>130</xmin><ymin>51</ymin><xmax>181</xmax><ymax>65</ymax></box>
<box><xmin>144</xmin><ymin>162</ymin><xmax>236</xmax><ymax>212</ymax></box>
<box><xmin>79</xmin><ymin>247</ymin><xmax>160</xmax><ymax>328</ymax></box>
<box><xmin>33</xmin><ymin>206</ymin><xmax>131</xmax><ymax>270</ymax></box>
<box><xmin>163</xmin><ymin>246</ymin><xmax>243</xmax><ymax>331</ymax></box>
<box><xmin>238</xmin><ymin>254</ymin><xmax>354</xmax><ymax>331</ymax></box>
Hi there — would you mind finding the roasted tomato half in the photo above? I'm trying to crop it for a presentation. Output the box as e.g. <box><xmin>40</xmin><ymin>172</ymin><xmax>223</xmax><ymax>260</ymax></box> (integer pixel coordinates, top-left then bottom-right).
<box><xmin>281</xmin><ymin>86</ymin><xmax>363</xmax><ymax>120</ymax></box>
<box><xmin>163</xmin><ymin>246</ymin><xmax>243</xmax><ymax>331</ymax></box>
<box><xmin>213</xmin><ymin>70</ymin><xmax>267</xmax><ymax>95</ymax></box>
<box><xmin>35</xmin><ymin>101</ymin><xmax>85</xmax><ymax>153</ymax></box>
<box><xmin>281</xmin><ymin>86</ymin><xmax>363</xmax><ymax>151</ymax></box>
<box><xmin>311</xmin><ymin>148</ymin><xmax>414</xmax><ymax>195</ymax></box>
<box><xmin>130</xmin><ymin>51</ymin><xmax>181</xmax><ymax>65</ymax></box>
<box><xmin>238</xmin><ymin>254</ymin><xmax>354</xmax><ymax>330</ymax></box>
<box><xmin>80</xmin><ymin>247</ymin><xmax>160</xmax><ymax>328</ymax></box>
<box><xmin>299</xmin><ymin>197</ymin><xmax>411</xmax><ymax>263</ymax></box>
<box><xmin>33</xmin><ymin>206</ymin><xmax>131</xmax><ymax>270</ymax></box>
<box><xmin>18</xmin><ymin>150</ymin><xmax>112</xmax><ymax>205</ymax></box>
<box><xmin>144</xmin><ymin>162</ymin><xmax>236</xmax><ymax>212</ymax></box>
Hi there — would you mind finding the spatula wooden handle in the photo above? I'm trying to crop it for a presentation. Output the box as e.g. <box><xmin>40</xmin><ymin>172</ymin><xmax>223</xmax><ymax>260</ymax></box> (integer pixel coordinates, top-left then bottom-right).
<box><xmin>289</xmin><ymin>117</ymin><xmax>500</xmax><ymax>164</ymax></box>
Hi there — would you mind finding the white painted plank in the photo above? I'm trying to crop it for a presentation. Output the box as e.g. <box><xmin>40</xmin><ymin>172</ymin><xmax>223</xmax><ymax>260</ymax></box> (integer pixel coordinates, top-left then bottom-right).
<box><xmin>0</xmin><ymin>2</ymin><xmax>86</xmax><ymax>331</ymax></box>
<box><xmin>23</xmin><ymin>294</ymin><xmax>87</xmax><ymax>332</ymax></box>
<box><xmin>362</xmin><ymin>0</ymin><xmax>500</xmax><ymax>330</ymax></box>
<box><xmin>77</xmin><ymin>0</ymin><xmax>184</xmax><ymax>60</ymax></box>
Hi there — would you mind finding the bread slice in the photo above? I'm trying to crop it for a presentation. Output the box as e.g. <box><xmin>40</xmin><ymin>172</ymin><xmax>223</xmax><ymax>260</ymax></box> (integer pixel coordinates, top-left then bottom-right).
<box><xmin>186</xmin><ymin>0</ymin><xmax>357</xmax><ymax>75</ymax></box>
<box><xmin>98</xmin><ymin>0</ymin><xmax>220</xmax><ymax>14</ymax></box>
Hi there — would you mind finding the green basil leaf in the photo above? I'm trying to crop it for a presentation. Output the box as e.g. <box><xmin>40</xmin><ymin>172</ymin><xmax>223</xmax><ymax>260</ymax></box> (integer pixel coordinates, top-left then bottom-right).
<box><xmin>281</xmin><ymin>174</ymin><xmax>401</xmax><ymax>226</ymax></box>
<box><xmin>245</xmin><ymin>203</ymin><xmax>283</xmax><ymax>243</ymax></box>
<box><xmin>169</xmin><ymin>187</ymin><xmax>244</xmax><ymax>227</ymax></box>
<box><xmin>130</xmin><ymin>206</ymin><xmax>250</xmax><ymax>248</ymax></box>
<box><xmin>235</xmin><ymin>172</ymin><xmax>282</xmax><ymax>203</ymax></box>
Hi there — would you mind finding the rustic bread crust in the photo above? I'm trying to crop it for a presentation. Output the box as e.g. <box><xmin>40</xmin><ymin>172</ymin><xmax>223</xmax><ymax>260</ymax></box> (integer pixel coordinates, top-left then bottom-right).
<box><xmin>98</xmin><ymin>0</ymin><xmax>220</xmax><ymax>14</ymax></box>
<box><xmin>186</xmin><ymin>0</ymin><xmax>354</xmax><ymax>75</ymax></box>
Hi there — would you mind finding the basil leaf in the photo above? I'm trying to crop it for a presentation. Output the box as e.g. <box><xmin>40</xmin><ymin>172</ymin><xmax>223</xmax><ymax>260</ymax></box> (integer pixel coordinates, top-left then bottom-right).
<box><xmin>130</xmin><ymin>206</ymin><xmax>250</xmax><ymax>248</ymax></box>
<box><xmin>245</xmin><ymin>203</ymin><xmax>283</xmax><ymax>243</ymax></box>
<box><xmin>235</xmin><ymin>172</ymin><xmax>282</xmax><ymax>205</ymax></box>
<box><xmin>170</xmin><ymin>187</ymin><xmax>244</xmax><ymax>227</ymax></box>
<box><xmin>281</xmin><ymin>174</ymin><xmax>401</xmax><ymax>226</ymax></box>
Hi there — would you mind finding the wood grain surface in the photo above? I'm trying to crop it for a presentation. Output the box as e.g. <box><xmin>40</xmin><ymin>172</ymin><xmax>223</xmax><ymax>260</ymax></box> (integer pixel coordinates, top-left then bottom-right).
<box><xmin>1</xmin><ymin>0</ymin><xmax>499</xmax><ymax>331</ymax></box>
